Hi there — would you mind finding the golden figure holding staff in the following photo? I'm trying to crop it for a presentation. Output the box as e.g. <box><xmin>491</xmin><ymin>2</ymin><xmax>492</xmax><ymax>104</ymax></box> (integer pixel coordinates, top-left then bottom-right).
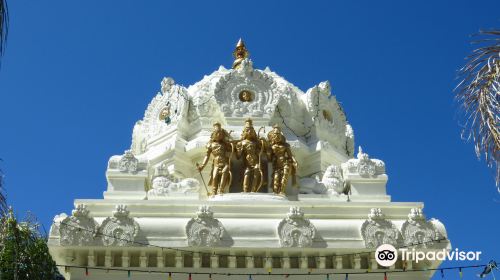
<box><xmin>197</xmin><ymin>123</ymin><xmax>234</xmax><ymax>196</ymax></box>
<box><xmin>236</xmin><ymin>119</ymin><xmax>265</xmax><ymax>192</ymax></box>
<box><xmin>267</xmin><ymin>125</ymin><xmax>298</xmax><ymax>195</ymax></box>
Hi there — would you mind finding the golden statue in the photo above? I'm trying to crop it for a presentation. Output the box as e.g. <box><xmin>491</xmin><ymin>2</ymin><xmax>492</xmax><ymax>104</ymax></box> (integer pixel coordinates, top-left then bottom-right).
<box><xmin>239</xmin><ymin>90</ymin><xmax>253</xmax><ymax>102</ymax></box>
<box><xmin>267</xmin><ymin>125</ymin><xmax>298</xmax><ymax>195</ymax></box>
<box><xmin>232</xmin><ymin>38</ymin><xmax>249</xmax><ymax>69</ymax></box>
<box><xmin>197</xmin><ymin>123</ymin><xmax>234</xmax><ymax>196</ymax></box>
<box><xmin>236</xmin><ymin>119</ymin><xmax>265</xmax><ymax>192</ymax></box>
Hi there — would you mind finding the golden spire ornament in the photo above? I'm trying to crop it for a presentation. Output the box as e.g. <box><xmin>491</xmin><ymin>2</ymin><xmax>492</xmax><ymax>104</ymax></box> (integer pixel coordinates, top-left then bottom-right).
<box><xmin>232</xmin><ymin>38</ymin><xmax>250</xmax><ymax>69</ymax></box>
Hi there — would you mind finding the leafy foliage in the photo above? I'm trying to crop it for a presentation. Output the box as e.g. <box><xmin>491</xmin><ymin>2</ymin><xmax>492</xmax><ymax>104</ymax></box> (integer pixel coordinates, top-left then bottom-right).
<box><xmin>0</xmin><ymin>211</ymin><xmax>63</xmax><ymax>280</ymax></box>
<box><xmin>456</xmin><ymin>29</ymin><xmax>500</xmax><ymax>189</ymax></box>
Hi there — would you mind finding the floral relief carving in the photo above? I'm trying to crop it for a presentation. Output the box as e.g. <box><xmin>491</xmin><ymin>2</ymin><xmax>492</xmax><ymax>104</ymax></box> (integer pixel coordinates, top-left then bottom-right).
<box><xmin>401</xmin><ymin>208</ymin><xmax>442</xmax><ymax>248</ymax></box>
<box><xmin>212</xmin><ymin>62</ymin><xmax>287</xmax><ymax>119</ymax></box>
<box><xmin>277</xmin><ymin>206</ymin><xmax>316</xmax><ymax>247</ymax></box>
<box><xmin>59</xmin><ymin>204</ymin><xmax>98</xmax><ymax>246</ymax></box>
<box><xmin>118</xmin><ymin>150</ymin><xmax>139</xmax><ymax>173</ymax></box>
<box><xmin>99</xmin><ymin>205</ymin><xmax>140</xmax><ymax>246</ymax></box>
<box><xmin>185</xmin><ymin>206</ymin><xmax>225</xmax><ymax>247</ymax></box>
<box><xmin>344</xmin><ymin>146</ymin><xmax>385</xmax><ymax>177</ymax></box>
<box><xmin>361</xmin><ymin>208</ymin><xmax>402</xmax><ymax>248</ymax></box>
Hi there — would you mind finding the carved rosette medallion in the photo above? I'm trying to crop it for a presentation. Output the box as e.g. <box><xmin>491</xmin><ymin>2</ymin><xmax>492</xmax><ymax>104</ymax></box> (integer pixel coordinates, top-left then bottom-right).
<box><xmin>361</xmin><ymin>208</ymin><xmax>402</xmax><ymax>248</ymax></box>
<box><xmin>59</xmin><ymin>204</ymin><xmax>98</xmax><ymax>246</ymax></box>
<box><xmin>277</xmin><ymin>206</ymin><xmax>316</xmax><ymax>247</ymax></box>
<box><xmin>185</xmin><ymin>206</ymin><xmax>225</xmax><ymax>247</ymax></box>
<box><xmin>401</xmin><ymin>208</ymin><xmax>441</xmax><ymax>248</ymax></box>
<box><xmin>99</xmin><ymin>205</ymin><xmax>140</xmax><ymax>246</ymax></box>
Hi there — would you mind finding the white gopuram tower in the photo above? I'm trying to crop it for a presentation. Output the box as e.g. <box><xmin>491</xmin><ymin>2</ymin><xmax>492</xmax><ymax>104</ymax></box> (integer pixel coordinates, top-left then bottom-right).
<box><xmin>48</xmin><ymin>40</ymin><xmax>450</xmax><ymax>280</ymax></box>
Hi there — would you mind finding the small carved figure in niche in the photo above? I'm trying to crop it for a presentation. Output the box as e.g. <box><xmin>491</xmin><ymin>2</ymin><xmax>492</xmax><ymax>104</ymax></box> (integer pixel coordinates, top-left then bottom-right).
<box><xmin>197</xmin><ymin>123</ymin><xmax>234</xmax><ymax>196</ymax></box>
<box><xmin>267</xmin><ymin>125</ymin><xmax>298</xmax><ymax>195</ymax></box>
<box><xmin>236</xmin><ymin>119</ymin><xmax>265</xmax><ymax>192</ymax></box>
<box><xmin>159</xmin><ymin>105</ymin><xmax>171</xmax><ymax>124</ymax></box>
<box><xmin>239</xmin><ymin>90</ymin><xmax>253</xmax><ymax>102</ymax></box>
<box><xmin>322</xmin><ymin>110</ymin><xmax>333</xmax><ymax>123</ymax></box>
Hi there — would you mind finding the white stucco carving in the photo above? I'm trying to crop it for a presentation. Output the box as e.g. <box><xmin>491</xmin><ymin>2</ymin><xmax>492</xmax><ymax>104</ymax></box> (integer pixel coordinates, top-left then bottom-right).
<box><xmin>48</xmin><ymin>42</ymin><xmax>450</xmax><ymax>280</ymax></box>
<box><xmin>59</xmin><ymin>204</ymin><xmax>98</xmax><ymax>246</ymax></box>
<box><xmin>401</xmin><ymin>208</ymin><xmax>442</xmax><ymax>248</ymax></box>
<box><xmin>299</xmin><ymin>165</ymin><xmax>346</xmax><ymax>195</ymax></box>
<box><xmin>277</xmin><ymin>207</ymin><xmax>316</xmax><ymax>247</ymax></box>
<box><xmin>107</xmin><ymin>150</ymin><xmax>147</xmax><ymax>173</ymax></box>
<box><xmin>185</xmin><ymin>205</ymin><xmax>225</xmax><ymax>247</ymax></box>
<box><xmin>298</xmin><ymin>176</ymin><xmax>324</xmax><ymax>194</ymax></box>
<box><xmin>99</xmin><ymin>205</ymin><xmax>140</xmax><ymax>246</ymax></box>
<box><xmin>148</xmin><ymin>163</ymin><xmax>200</xmax><ymax>198</ymax></box>
<box><xmin>343</xmin><ymin>147</ymin><xmax>385</xmax><ymax>177</ymax></box>
<box><xmin>50</xmin><ymin>213</ymin><xmax>67</xmax><ymax>237</ymax></box>
<box><xmin>148</xmin><ymin>177</ymin><xmax>200</xmax><ymax>197</ymax></box>
<box><xmin>118</xmin><ymin>150</ymin><xmax>139</xmax><ymax>173</ymax></box>
<box><xmin>361</xmin><ymin>208</ymin><xmax>402</xmax><ymax>248</ymax></box>
<box><xmin>131</xmin><ymin>78</ymin><xmax>190</xmax><ymax>154</ymax></box>
<box><xmin>322</xmin><ymin>165</ymin><xmax>346</xmax><ymax>194</ymax></box>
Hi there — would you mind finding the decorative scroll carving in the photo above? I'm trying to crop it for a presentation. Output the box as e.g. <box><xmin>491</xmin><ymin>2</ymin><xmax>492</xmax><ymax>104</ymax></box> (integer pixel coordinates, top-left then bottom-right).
<box><xmin>59</xmin><ymin>204</ymin><xmax>98</xmax><ymax>246</ymax></box>
<box><xmin>344</xmin><ymin>147</ymin><xmax>385</xmax><ymax>177</ymax></box>
<box><xmin>361</xmin><ymin>208</ymin><xmax>402</xmax><ymax>248</ymax></box>
<box><xmin>99</xmin><ymin>205</ymin><xmax>140</xmax><ymax>246</ymax></box>
<box><xmin>185</xmin><ymin>206</ymin><xmax>225</xmax><ymax>247</ymax></box>
<box><xmin>401</xmin><ymin>208</ymin><xmax>441</xmax><ymax>248</ymax></box>
<box><xmin>118</xmin><ymin>150</ymin><xmax>139</xmax><ymax>173</ymax></box>
<box><xmin>278</xmin><ymin>207</ymin><xmax>316</xmax><ymax>247</ymax></box>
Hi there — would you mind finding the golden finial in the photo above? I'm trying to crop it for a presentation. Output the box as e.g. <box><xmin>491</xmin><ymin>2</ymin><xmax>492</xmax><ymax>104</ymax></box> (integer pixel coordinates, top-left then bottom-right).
<box><xmin>232</xmin><ymin>38</ymin><xmax>250</xmax><ymax>69</ymax></box>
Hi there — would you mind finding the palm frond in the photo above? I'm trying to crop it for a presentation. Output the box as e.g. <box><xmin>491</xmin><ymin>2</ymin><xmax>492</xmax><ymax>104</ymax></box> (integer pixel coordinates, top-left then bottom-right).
<box><xmin>456</xmin><ymin>29</ymin><xmax>500</xmax><ymax>189</ymax></box>
<box><xmin>0</xmin><ymin>0</ymin><xmax>8</xmax><ymax>57</ymax></box>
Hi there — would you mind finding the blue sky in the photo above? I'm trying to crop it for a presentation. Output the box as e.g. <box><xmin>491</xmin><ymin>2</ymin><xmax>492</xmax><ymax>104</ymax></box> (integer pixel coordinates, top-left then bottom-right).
<box><xmin>0</xmin><ymin>0</ymin><xmax>499</xmax><ymax>278</ymax></box>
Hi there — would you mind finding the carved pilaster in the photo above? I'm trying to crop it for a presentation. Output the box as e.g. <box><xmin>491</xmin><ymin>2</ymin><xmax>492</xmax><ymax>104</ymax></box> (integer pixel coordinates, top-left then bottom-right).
<box><xmin>175</xmin><ymin>252</ymin><xmax>183</xmax><ymax>268</ymax></box>
<box><xmin>140</xmin><ymin>251</ymin><xmax>148</xmax><ymax>268</ymax></box>
<box><xmin>211</xmin><ymin>254</ymin><xmax>219</xmax><ymax>268</ymax></box>
<box><xmin>104</xmin><ymin>250</ymin><xmax>112</xmax><ymax>268</ymax></box>
<box><xmin>335</xmin><ymin>256</ymin><xmax>343</xmax><ymax>269</ymax></box>
<box><xmin>88</xmin><ymin>250</ymin><xmax>96</xmax><ymax>267</ymax></box>
<box><xmin>193</xmin><ymin>252</ymin><xmax>201</xmax><ymax>269</ymax></box>
<box><xmin>157</xmin><ymin>250</ymin><xmax>164</xmax><ymax>268</ymax></box>
<box><xmin>122</xmin><ymin>251</ymin><xmax>130</xmax><ymax>268</ymax></box>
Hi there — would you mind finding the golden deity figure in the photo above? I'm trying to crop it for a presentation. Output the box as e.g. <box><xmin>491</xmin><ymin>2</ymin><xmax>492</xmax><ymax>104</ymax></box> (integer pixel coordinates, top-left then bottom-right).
<box><xmin>232</xmin><ymin>38</ymin><xmax>250</xmax><ymax>69</ymax></box>
<box><xmin>267</xmin><ymin>125</ymin><xmax>298</xmax><ymax>195</ymax></box>
<box><xmin>236</xmin><ymin>119</ymin><xmax>266</xmax><ymax>192</ymax></box>
<box><xmin>197</xmin><ymin>123</ymin><xmax>234</xmax><ymax>196</ymax></box>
